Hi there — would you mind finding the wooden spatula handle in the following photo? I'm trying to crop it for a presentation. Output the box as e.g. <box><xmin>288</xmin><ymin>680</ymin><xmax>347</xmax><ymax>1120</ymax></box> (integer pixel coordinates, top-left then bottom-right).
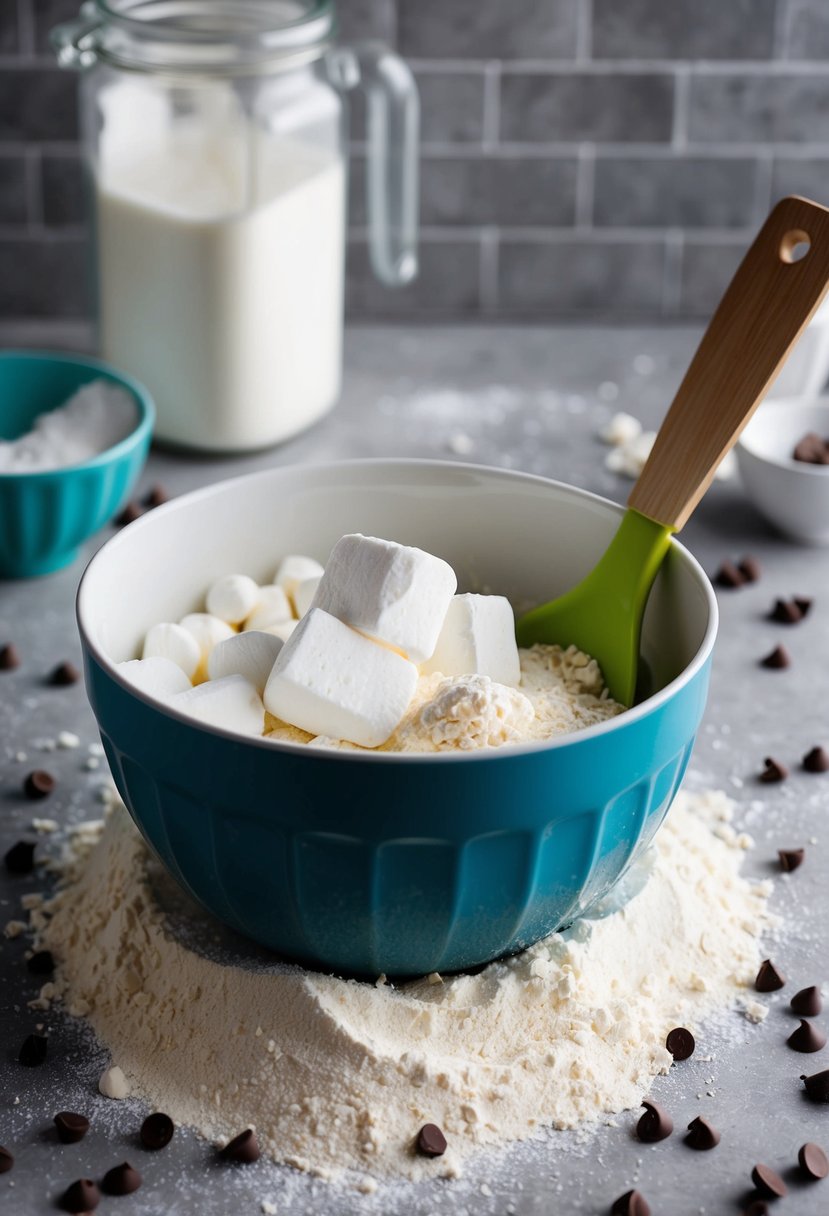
<box><xmin>629</xmin><ymin>195</ymin><xmax>829</xmax><ymax>530</ymax></box>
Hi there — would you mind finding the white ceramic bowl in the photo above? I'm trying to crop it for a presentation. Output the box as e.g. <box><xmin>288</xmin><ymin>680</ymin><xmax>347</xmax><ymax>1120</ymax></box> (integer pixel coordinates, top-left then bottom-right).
<box><xmin>737</xmin><ymin>397</ymin><xmax>829</xmax><ymax>544</ymax></box>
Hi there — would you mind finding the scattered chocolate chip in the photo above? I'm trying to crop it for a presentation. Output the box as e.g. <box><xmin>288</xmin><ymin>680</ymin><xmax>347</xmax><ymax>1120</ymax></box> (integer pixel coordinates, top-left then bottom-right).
<box><xmin>799</xmin><ymin>1141</ymin><xmax>829</xmax><ymax>1180</ymax></box>
<box><xmin>666</xmin><ymin>1026</ymin><xmax>695</xmax><ymax>1061</ymax></box>
<box><xmin>5</xmin><ymin>840</ymin><xmax>36</xmax><ymax>874</ymax></box>
<box><xmin>794</xmin><ymin>596</ymin><xmax>813</xmax><ymax>616</ymax></box>
<box><xmin>792</xmin><ymin>986</ymin><xmax>823</xmax><ymax>1017</ymax></box>
<box><xmin>739</xmin><ymin>556</ymin><xmax>762</xmax><ymax>583</ymax></box>
<box><xmin>143</xmin><ymin>484</ymin><xmax>169</xmax><ymax>509</ymax></box>
<box><xmin>611</xmin><ymin>1189</ymin><xmax>650</xmax><ymax>1216</ymax></box>
<box><xmin>49</xmin><ymin>661</ymin><xmax>80</xmax><ymax>687</ymax></box>
<box><xmin>23</xmin><ymin>769</ymin><xmax>55</xmax><ymax>800</ymax></box>
<box><xmin>755</xmin><ymin>959</ymin><xmax>786</xmax><ymax>992</ymax></box>
<box><xmin>140</xmin><ymin>1111</ymin><xmax>175</xmax><ymax>1151</ymax></box>
<box><xmin>685</xmin><ymin>1115</ymin><xmax>721</xmax><ymax>1151</ymax></box>
<box><xmin>219</xmin><ymin>1128</ymin><xmax>259</xmax><ymax>1163</ymax></box>
<box><xmin>760</xmin><ymin>645</ymin><xmax>791</xmax><ymax>670</ymax></box>
<box><xmin>416</xmin><ymin>1123</ymin><xmax>448</xmax><ymax>1158</ymax></box>
<box><xmin>60</xmin><ymin>1178</ymin><xmax>100</xmax><ymax>1212</ymax></box>
<box><xmin>802</xmin><ymin>1069</ymin><xmax>829</xmax><ymax>1102</ymax></box>
<box><xmin>0</xmin><ymin>643</ymin><xmax>20</xmax><ymax>670</ymax></box>
<box><xmin>793</xmin><ymin>431</ymin><xmax>829</xmax><ymax>464</ymax></box>
<box><xmin>779</xmin><ymin>848</ymin><xmax>805</xmax><ymax>872</ymax></box>
<box><xmin>637</xmin><ymin>1099</ymin><xmax>673</xmax><ymax>1143</ymax></box>
<box><xmin>751</xmin><ymin>1163</ymin><xmax>788</xmax><ymax>1199</ymax></box>
<box><xmin>115</xmin><ymin>501</ymin><xmax>144</xmax><ymax>527</ymax></box>
<box><xmin>759</xmin><ymin>757</ymin><xmax>788</xmax><ymax>784</ymax></box>
<box><xmin>0</xmin><ymin>1146</ymin><xmax>13</xmax><ymax>1174</ymax></box>
<box><xmin>743</xmin><ymin>1203</ymin><xmax>769</xmax><ymax>1216</ymax></box>
<box><xmin>102</xmin><ymin>1161</ymin><xmax>142</xmax><ymax>1196</ymax></box>
<box><xmin>27</xmin><ymin>949</ymin><xmax>55</xmax><ymax>976</ymax></box>
<box><xmin>803</xmin><ymin>745</ymin><xmax>829</xmax><ymax>773</ymax></box>
<box><xmin>788</xmin><ymin>1018</ymin><xmax>827</xmax><ymax>1053</ymax></box>
<box><xmin>715</xmin><ymin>561</ymin><xmax>745</xmax><ymax>589</ymax></box>
<box><xmin>770</xmin><ymin>598</ymin><xmax>803</xmax><ymax>624</ymax></box>
<box><xmin>54</xmin><ymin>1112</ymin><xmax>90</xmax><ymax>1145</ymax></box>
<box><xmin>18</xmin><ymin>1033</ymin><xmax>48</xmax><ymax>1067</ymax></box>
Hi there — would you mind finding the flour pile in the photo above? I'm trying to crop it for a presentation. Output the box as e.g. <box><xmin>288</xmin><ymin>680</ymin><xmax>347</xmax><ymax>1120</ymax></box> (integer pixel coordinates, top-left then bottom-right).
<box><xmin>36</xmin><ymin>789</ymin><xmax>770</xmax><ymax>1184</ymax></box>
<box><xmin>0</xmin><ymin>379</ymin><xmax>138</xmax><ymax>471</ymax></box>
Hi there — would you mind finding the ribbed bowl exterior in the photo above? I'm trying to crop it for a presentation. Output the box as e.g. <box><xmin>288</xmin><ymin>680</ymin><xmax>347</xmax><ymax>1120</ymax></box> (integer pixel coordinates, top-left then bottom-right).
<box><xmin>85</xmin><ymin>650</ymin><xmax>711</xmax><ymax>977</ymax></box>
<box><xmin>0</xmin><ymin>352</ymin><xmax>154</xmax><ymax>578</ymax></box>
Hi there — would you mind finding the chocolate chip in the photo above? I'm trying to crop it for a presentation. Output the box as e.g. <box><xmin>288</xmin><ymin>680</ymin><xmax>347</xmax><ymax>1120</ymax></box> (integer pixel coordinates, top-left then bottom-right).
<box><xmin>49</xmin><ymin>661</ymin><xmax>80</xmax><ymax>687</ymax></box>
<box><xmin>666</xmin><ymin>1026</ymin><xmax>695</xmax><ymax>1061</ymax></box>
<box><xmin>415</xmin><ymin>1123</ymin><xmax>447</xmax><ymax>1158</ymax></box>
<box><xmin>802</xmin><ymin>1069</ymin><xmax>829</xmax><ymax>1101</ymax></box>
<box><xmin>0</xmin><ymin>643</ymin><xmax>20</xmax><ymax>670</ymax></box>
<box><xmin>759</xmin><ymin>757</ymin><xmax>788</xmax><ymax>784</ymax></box>
<box><xmin>115</xmin><ymin>501</ymin><xmax>144</xmax><ymax>526</ymax></box>
<box><xmin>102</xmin><ymin>1161</ymin><xmax>142</xmax><ymax>1195</ymax></box>
<box><xmin>610</xmin><ymin>1189</ymin><xmax>650</xmax><ymax>1216</ymax></box>
<box><xmin>770</xmin><ymin>598</ymin><xmax>803</xmax><ymax>624</ymax></box>
<box><xmin>27</xmin><ymin>950</ymin><xmax>55</xmax><ymax>976</ymax></box>
<box><xmin>637</xmin><ymin>1099</ymin><xmax>673</xmax><ymax>1143</ymax></box>
<box><xmin>0</xmin><ymin>1146</ymin><xmax>13</xmax><ymax>1174</ymax></box>
<box><xmin>760</xmin><ymin>645</ymin><xmax>791</xmax><ymax>670</ymax></box>
<box><xmin>60</xmin><ymin>1178</ymin><xmax>100</xmax><ymax>1212</ymax></box>
<box><xmin>140</xmin><ymin>1111</ymin><xmax>175</xmax><ymax>1151</ymax></box>
<box><xmin>685</xmin><ymin>1115</ymin><xmax>721</xmax><ymax>1151</ymax></box>
<box><xmin>779</xmin><ymin>848</ymin><xmax>805</xmax><ymax>872</ymax></box>
<box><xmin>791</xmin><ymin>986</ymin><xmax>823</xmax><ymax>1017</ymax></box>
<box><xmin>19</xmin><ymin>1033</ymin><xmax>48</xmax><ymax>1067</ymax></box>
<box><xmin>715</xmin><ymin>561</ymin><xmax>745</xmax><ymax>589</ymax></box>
<box><xmin>751</xmin><ymin>1163</ymin><xmax>788</xmax><ymax>1199</ymax></box>
<box><xmin>799</xmin><ymin>1141</ymin><xmax>829</xmax><ymax>1180</ymax></box>
<box><xmin>54</xmin><ymin>1112</ymin><xmax>90</xmax><ymax>1145</ymax></box>
<box><xmin>24</xmin><ymin>769</ymin><xmax>55</xmax><ymax>799</ymax></box>
<box><xmin>144</xmin><ymin>484</ymin><xmax>169</xmax><ymax>509</ymax></box>
<box><xmin>219</xmin><ymin>1128</ymin><xmax>259</xmax><ymax>1163</ymax></box>
<box><xmin>803</xmin><ymin>745</ymin><xmax>829</xmax><ymax>773</ymax></box>
<box><xmin>794</xmin><ymin>596</ymin><xmax>813</xmax><ymax>616</ymax></box>
<box><xmin>5</xmin><ymin>839</ymin><xmax>36</xmax><ymax>874</ymax></box>
<box><xmin>788</xmin><ymin>1018</ymin><xmax>827</xmax><ymax>1053</ymax></box>
<box><xmin>739</xmin><ymin>556</ymin><xmax>762</xmax><ymax>583</ymax></box>
<box><xmin>793</xmin><ymin>431</ymin><xmax>829</xmax><ymax>463</ymax></box>
<box><xmin>743</xmin><ymin>1203</ymin><xmax>769</xmax><ymax>1216</ymax></box>
<box><xmin>755</xmin><ymin>959</ymin><xmax>786</xmax><ymax>992</ymax></box>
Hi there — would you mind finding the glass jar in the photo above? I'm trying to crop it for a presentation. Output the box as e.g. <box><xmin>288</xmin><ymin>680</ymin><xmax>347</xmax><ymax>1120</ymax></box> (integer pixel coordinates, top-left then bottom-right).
<box><xmin>52</xmin><ymin>0</ymin><xmax>419</xmax><ymax>453</ymax></box>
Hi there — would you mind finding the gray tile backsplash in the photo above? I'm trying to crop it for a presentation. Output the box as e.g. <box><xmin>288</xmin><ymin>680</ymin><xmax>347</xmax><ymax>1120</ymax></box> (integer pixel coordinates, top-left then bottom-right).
<box><xmin>2</xmin><ymin>0</ymin><xmax>829</xmax><ymax>322</ymax></box>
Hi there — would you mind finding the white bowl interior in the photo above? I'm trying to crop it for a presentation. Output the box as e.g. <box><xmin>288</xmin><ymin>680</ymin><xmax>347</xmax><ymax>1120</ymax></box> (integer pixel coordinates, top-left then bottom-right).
<box><xmin>739</xmin><ymin>397</ymin><xmax>829</xmax><ymax>468</ymax></box>
<box><xmin>78</xmin><ymin>461</ymin><xmax>714</xmax><ymax>702</ymax></box>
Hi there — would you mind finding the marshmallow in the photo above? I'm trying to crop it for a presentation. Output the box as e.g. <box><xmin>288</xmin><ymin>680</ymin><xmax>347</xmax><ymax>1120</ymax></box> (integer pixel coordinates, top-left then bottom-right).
<box><xmin>313</xmin><ymin>534</ymin><xmax>457</xmax><ymax>663</ymax></box>
<box><xmin>142</xmin><ymin>623</ymin><xmax>201</xmax><ymax>679</ymax></box>
<box><xmin>118</xmin><ymin>656</ymin><xmax>193</xmax><ymax>700</ymax></box>
<box><xmin>600</xmin><ymin>411</ymin><xmax>642</xmax><ymax>447</ymax></box>
<box><xmin>179</xmin><ymin>613</ymin><xmax>235</xmax><ymax>664</ymax></box>
<box><xmin>264</xmin><ymin>619</ymin><xmax>298</xmax><ymax>642</ymax></box>
<box><xmin>294</xmin><ymin>575</ymin><xmax>321</xmax><ymax>619</ymax></box>
<box><xmin>207</xmin><ymin>630</ymin><xmax>284</xmax><ymax>694</ymax></box>
<box><xmin>421</xmin><ymin>594</ymin><xmax>521</xmax><ymax>687</ymax></box>
<box><xmin>243</xmin><ymin>585</ymin><xmax>293</xmax><ymax>632</ymax></box>
<box><xmin>273</xmin><ymin>555</ymin><xmax>325</xmax><ymax>606</ymax></box>
<box><xmin>206</xmin><ymin>573</ymin><xmax>260</xmax><ymax>625</ymax></box>
<box><xmin>264</xmin><ymin>608</ymin><xmax>418</xmax><ymax>748</ymax></box>
<box><xmin>172</xmin><ymin>674</ymin><xmax>265</xmax><ymax>736</ymax></box>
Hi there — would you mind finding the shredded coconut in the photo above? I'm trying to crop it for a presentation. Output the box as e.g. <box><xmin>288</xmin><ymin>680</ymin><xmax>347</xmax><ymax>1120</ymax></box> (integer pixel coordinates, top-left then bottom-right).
<box><xmin>0</xmin><ymin>379</ymin><xmax>137</xmax><ymax>472</ymax></box>
<box><xmin>37</xmin><ymin>787</ymin><xmax>769</xmax><ymax>1183</ymax></box>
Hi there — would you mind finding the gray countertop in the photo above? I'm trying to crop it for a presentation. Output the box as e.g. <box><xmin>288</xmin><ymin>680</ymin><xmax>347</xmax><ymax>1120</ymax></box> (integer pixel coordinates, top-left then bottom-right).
<box><xmin>1</xmin><ymin>324</ymin><xmax>828</xmax><ymax>1216</ymax></box>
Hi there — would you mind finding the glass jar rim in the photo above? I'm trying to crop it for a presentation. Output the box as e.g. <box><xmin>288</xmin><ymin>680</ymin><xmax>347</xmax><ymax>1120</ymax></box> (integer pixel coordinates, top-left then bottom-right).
<box><xmin>85</xmin><ymin>0</ymin><xmax>336</xmax><ymax>73</ymax></box>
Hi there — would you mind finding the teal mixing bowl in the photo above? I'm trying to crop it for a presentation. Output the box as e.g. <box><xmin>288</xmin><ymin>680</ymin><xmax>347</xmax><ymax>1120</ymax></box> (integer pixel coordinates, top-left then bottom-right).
<box><xmin>77</xmin><ymin>460</ymin><xmax>717</xmax><ymax>977</ymax></box>
<box><xmin>0</xmin><ymin>351</ymin><xmax>154</xmax><ymax>578</ymax></box>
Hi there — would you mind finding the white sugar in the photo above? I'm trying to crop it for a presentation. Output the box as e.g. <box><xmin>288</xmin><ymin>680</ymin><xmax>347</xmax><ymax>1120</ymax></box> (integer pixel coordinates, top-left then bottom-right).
<box><xmin>0</xmin><ymin>379</ymin><xmax>138</xmax><ymax>473</ymax></box>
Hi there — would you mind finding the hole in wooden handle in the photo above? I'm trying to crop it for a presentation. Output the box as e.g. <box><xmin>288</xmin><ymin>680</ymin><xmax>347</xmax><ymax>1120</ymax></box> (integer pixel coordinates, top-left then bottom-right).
<box><xmin>780</xmin><ymin>229</ymin><xmax>811</xmax><ymax>263</ymax></box>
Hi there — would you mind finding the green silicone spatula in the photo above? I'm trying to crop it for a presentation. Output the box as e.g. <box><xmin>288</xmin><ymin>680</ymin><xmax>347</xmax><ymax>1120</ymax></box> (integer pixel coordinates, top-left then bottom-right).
<box><xmin>516</xmin><ymin>195</ymin><xmax>829</xmax><ymax>707</ymax></box>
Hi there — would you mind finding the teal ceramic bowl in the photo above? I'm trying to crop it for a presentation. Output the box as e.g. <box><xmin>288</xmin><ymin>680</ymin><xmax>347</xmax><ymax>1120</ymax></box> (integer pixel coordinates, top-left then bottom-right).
<box><xmin>0</xmin><ymin>351</ymin><xmax>154</xmax><ymax>578</ymax></box>
<box><xmin>77</xmin><ymin>460</ymin><xmax>718</xmax><ymax>978</ymax></box>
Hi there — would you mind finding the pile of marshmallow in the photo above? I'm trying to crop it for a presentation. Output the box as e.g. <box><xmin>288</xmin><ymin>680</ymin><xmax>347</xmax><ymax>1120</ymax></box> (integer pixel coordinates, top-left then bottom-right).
<box><xmin>119</xmin><ymin>534</ymin><xmax>523</xmax><ymax>749</ymax></box>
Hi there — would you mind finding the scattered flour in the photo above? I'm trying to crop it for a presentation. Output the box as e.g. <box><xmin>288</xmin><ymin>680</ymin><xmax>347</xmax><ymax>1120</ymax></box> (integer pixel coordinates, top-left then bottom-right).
<box><xmin>37</xmin><ymin>787</ymin><xmax>770</xmax><ymax>1183</ymax></box>
<box><xmin>0</xmin><ymin>379</ymin><xmax>137</xmax><ymax>472</ymax></box>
